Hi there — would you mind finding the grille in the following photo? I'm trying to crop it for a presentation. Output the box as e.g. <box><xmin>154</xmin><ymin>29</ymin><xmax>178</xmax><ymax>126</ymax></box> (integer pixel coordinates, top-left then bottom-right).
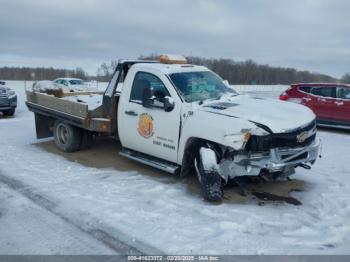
<box><xmin>0</xmin><ymin>96</ymin><xmax>9</xmax><ymax>106</ymax></box>
<box><xmin>246</xmin><ymin>120</ymin><xmax>316</xmax><ymax>152</ymax></box>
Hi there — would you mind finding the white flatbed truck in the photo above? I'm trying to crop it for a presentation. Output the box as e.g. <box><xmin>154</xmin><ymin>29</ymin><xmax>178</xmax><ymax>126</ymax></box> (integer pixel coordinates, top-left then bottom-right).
<box><xmin>26</xmin><ymin>55</ymin><xmax>320</xmax><ymax>201</ymax></box>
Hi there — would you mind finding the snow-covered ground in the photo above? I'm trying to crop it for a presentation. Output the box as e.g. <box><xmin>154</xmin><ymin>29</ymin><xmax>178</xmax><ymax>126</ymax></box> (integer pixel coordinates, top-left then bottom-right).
<box><xmin>0</xmin><ymin>81</ymin><xmax>350</xmax><ymax>255</ymax></box>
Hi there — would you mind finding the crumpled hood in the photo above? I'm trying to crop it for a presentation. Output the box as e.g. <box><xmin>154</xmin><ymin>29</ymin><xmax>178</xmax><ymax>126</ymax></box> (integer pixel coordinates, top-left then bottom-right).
<box><xmin>199</xmin><ymin>94</ymin><xmax>315</xmax><ymax>133</ymax></box>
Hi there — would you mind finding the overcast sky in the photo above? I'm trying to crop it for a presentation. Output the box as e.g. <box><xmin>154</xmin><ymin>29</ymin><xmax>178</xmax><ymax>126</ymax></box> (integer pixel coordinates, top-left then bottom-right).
<box><xmin>0</xmin><ymin>0</ymin><xmax>349</xmax><ymax>77</ymax></box>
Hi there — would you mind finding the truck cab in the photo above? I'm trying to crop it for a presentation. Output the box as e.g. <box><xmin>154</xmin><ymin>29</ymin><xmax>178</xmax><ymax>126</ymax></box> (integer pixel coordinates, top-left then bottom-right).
<box><xmin>118</xmin><ymin>62</ymin><xmax>200</xmax><ymax>164</ymax></box>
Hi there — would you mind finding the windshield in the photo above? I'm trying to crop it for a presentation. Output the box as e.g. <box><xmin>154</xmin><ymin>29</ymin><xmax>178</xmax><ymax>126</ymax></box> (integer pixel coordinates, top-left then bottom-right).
<box><xmin>169</xmin><ymin>71</ymin><xmax>237</xmax><ymax>102</ymax></box>
<box><xmin>69</xmin><ymin>79</ymin><xmax>84</xmax><ymax>85</ymax></box>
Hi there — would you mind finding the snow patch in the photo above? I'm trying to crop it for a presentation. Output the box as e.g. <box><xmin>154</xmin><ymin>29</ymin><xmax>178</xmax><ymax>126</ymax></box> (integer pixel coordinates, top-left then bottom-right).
<box><xmin>63</xmin><ymin>94</ymin><xmax>103</xmax><ymax>110</ymax></box>
<box><xmin>200</xmin><ymin>148</ymin><xmax>219</xmax><ymax>173</ymax></box>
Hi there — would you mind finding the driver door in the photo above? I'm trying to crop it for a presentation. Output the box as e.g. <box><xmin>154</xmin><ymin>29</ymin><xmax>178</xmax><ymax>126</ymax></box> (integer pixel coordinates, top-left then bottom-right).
<box><xmin>310</xmin><ymin>86</ymin><xmax>336</xmax><ymax>121</ymax></box>
<box><xmin>118</xmin><ymin>71</ymin><xmax>181</xmax><ymax>163</ymax></box>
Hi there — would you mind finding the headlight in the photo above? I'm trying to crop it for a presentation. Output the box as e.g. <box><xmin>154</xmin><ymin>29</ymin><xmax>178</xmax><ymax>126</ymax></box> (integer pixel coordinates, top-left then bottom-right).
<box><xmin>7</xmin><ymin>90</ymin><xmax>15</xmax><ymax>96</ymax></box>
<box><xmin>243</xmin><ymin>132</ymin><xmax>251</xmax><ymax>143</ymax></box>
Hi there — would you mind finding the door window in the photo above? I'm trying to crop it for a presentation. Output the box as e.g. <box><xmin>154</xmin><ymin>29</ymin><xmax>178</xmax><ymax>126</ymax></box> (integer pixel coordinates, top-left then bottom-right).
<box><xmin>310</xmin><ymin>87</ymin><xmax>336</xmax><ymax>98</ymax></box>
<box><xmin>338</xmin><ymin>87</ymin><xmax>350</xmax><ymax>100</ymax></box>
<box><xmin>130</xmin><ymin>72</ymin><xmax>170</xmax><ymax>102</ymax></box>
<box><xmin>299</xmin><ymin>86</ymin><xmax>312</xmax><ymax>93</ymax></box>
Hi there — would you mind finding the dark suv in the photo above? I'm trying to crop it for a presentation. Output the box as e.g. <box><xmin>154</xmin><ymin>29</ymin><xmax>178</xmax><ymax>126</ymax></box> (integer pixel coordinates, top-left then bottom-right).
<box><xmin>0</xmin><ymin>81</ymin><xmax>17</xmax><ymax>116</ymax></box>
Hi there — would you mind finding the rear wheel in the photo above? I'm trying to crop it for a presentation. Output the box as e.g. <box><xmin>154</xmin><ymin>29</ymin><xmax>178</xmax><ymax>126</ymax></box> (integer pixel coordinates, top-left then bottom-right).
<box><xmin>53</xmin><ymin>120</ymin><xmax>82</xmax><ymax>152</ymax></box>
<box><xmin>195</xmin><ymin>146</ymin><xmax>223</xmax><ymax>202</ymax></box>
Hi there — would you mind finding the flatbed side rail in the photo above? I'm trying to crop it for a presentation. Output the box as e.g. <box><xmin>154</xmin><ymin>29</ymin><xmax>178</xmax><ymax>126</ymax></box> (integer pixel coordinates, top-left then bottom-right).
<box><xmin>26</xmin><ymin>101</ymin><xmax>86</xmax><ymax>127</ymax></box>
<box><xmin>26</xmin><ymin>91</ymin><xmax>89</xmax><ymax>118</ymax></box>
<box><xmin>26</xmin><ymin>91</ymin><xmax>113</xmax><ymax>134</ymax></box>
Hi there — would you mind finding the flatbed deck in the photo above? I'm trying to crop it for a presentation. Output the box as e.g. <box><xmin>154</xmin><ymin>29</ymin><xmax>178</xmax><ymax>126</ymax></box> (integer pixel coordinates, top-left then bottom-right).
<box><xmin>26</xmin><ymin>90</ymin><xmax>114</xmax><ymax>134</ymax></box>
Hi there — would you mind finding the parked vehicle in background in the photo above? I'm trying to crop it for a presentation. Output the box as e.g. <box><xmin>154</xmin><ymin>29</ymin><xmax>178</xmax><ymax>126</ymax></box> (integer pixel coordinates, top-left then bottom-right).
<box><xmin>280</xmin><ymin>83</ymin><xmax>350</xmax><ymax>128</ymax></box>
<box><xmin>53</xmin><ymin>78</ymin><xmax>97</xmax><ymax>92</ymax></box>
<box><xmin>0</xmin><ymin>81</ymin><xmax>17</xmax><ymax>116</ymax></box>
<box><xmin>26</xmin><ymin>55</ymin><xmax>320</xmax><ymax>202</ymax></box>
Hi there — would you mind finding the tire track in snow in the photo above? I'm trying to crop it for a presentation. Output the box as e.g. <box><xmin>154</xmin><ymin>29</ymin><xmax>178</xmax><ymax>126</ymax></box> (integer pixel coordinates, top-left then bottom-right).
<box><xmin>0</xmin><ymin>171</ymin><xmax>162</xmax><ymax>255</ymax></box>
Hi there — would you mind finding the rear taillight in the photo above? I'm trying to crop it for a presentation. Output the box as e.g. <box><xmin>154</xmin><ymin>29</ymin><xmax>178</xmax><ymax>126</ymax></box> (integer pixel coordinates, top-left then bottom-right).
<box><xmin>279</xmin><ymin>92</ymin><xmax>289</xmax><ymax>101</ymax></box>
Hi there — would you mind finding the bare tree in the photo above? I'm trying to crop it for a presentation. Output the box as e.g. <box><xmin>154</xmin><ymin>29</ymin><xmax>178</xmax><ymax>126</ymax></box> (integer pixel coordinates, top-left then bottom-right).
<box><xmin>341</xmin><ymin>73</ymin><xmax>350</xmax><ymax>84</ymax></box>
<box><xmin>96</xmin><ymin>60</ymin><xmax>118</xmax><ymax>81</ymax></box>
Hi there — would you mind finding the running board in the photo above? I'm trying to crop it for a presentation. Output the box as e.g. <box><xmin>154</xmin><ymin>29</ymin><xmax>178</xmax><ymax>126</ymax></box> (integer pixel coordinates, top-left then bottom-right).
<box><xmin>119</xmin><ymin>148</ymin><xmax>180</xmax><ymax>174</ymax></box>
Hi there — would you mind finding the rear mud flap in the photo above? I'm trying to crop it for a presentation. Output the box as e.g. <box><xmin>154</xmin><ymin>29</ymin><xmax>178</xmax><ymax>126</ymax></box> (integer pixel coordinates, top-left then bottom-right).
<box><xmin>35</xmin><ymin>113</ymin><xmax>54</xmax><ymax>139</ymax></box>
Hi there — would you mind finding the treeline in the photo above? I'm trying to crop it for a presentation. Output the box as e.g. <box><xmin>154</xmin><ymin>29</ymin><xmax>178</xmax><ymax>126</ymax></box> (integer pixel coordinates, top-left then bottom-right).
<box><xmin>191</xmin><ymin>57</ymin><xmax>338</xmax><ymax>84</ymax></box>
<box><xmin>138</xmin><ymin>55</ymin><xmax>338</xmax><ymax>85</ymax></box>
<box><xmin>341</xmin><ymin>73</ymin><xmax>350</xmax><ymax>84</ymax></box>
<box><xmin>1</xmin><ymin>56</ymin><xmax>345</xmax><ymax>85</ymax></box>
<box><xmin>0</xmin><ymin>66</ymin><xmax>87</xmax><ymax>81</ymax></box>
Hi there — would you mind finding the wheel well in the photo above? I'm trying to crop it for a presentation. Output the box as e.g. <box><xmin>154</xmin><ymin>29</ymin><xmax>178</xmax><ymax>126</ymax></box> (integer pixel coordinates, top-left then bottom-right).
<box><xmin>180</xmin><ymin>138</ymin><xmax>222</xmax><ymax>177</ymax></box>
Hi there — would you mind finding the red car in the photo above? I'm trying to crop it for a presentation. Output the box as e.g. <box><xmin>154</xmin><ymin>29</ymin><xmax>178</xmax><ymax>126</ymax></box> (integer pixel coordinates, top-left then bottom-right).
<box><xmin>280</xmin><ymin>83</ymin><xmax>350</xmax><ymax>128</ymax></box>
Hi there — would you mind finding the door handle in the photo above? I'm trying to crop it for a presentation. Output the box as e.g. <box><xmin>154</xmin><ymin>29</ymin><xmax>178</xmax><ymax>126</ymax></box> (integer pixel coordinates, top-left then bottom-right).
<box><xmin>318</xmin><ymin>98</ymin><xmax>326</xmax><ymax>102</ymax></box>
<box><xmin>335</xmin><ymin>101</ymin><xmax>344</xmax><ymax>106</ymax></box>
<box><xmin>125</xmin><ymin>110</ymin><xmax>138</xmax><ymax>116</ymax></box>
<box><xmin>302</xmin><ymin>97</ymin><xmax>311</xmax><ymax>102</ymax></box>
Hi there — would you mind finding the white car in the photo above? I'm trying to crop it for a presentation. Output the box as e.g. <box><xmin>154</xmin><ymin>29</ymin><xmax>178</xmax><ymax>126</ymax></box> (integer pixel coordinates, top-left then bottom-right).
<box><xmin>53</xmin><ymin>78</ymin><xmax>97</xmax><ymax>92</ymax></box>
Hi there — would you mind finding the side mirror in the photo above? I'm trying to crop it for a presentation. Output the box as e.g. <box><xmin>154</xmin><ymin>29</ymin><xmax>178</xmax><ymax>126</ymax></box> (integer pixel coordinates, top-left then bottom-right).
<box><xmin>0</xmin><ymin>81</ymin><xmax>5</xmax><ymax>85</ymax></box>
<box><xmin>142</xmin><ymin>87</ymin><xmax>175</xmax><ymax>112</ymax></box>
<box><xmin>142</xmin><ymin>87</ymin><xmax>154</xmax><ymax>108</ymax></box>
<box><xmin>163</xmin><ymin>96</ymin><xmax>175</xmax><ymax>112</ymax></box>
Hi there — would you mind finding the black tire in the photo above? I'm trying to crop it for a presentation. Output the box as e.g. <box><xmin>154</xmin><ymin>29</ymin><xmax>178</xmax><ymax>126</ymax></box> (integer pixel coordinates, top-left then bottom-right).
<box><xmin>195</xmin><ymin>146</ymin><xmax>223</xmax><ymax>202</ymax></box>
<box><xmin>3</xmin><ymin>109</ymin><xmax>15</xmax><ymax>116</ymax></box>
<box><xmin>53</xmin><ymin>120</ymin><xmax>82</xmax><ymax>152</ymax></box>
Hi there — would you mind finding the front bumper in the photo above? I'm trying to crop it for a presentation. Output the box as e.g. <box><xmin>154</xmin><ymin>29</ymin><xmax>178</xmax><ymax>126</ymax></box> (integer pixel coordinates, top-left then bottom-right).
<box><xmin>221</xmin><ymin>138</ymin><xmax>321</xmax><ymax>179</ymax></box>
<box><xmin>0</xmin><ymin>95</ymin><xmax>17</xmax><ymax>110</ymax></box>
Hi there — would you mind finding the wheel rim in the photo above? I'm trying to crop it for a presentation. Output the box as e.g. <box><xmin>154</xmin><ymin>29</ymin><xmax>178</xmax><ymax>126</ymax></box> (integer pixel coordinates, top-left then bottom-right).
<box><xmin>57</xmin><ymin>123</ymin><xmax>70</xmax><ymax>145</ymax></box>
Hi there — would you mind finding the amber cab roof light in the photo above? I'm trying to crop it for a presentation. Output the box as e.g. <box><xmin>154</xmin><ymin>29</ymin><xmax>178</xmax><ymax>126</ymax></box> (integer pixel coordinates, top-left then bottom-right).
<box><xmin>159</xmin><ymin>54</ymin><xmax>187</xmax><ymax>64</ymax></box>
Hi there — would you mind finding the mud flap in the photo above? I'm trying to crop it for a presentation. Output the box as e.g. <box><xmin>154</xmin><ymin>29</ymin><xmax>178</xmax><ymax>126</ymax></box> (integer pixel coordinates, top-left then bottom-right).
<box><xmin>35</xmin><ymin>113</ymin><xmax>54</xmax><ymax>139</ymax></box>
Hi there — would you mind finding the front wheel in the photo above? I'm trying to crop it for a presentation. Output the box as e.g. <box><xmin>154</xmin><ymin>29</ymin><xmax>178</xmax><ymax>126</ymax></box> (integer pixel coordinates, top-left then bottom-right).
<box><xmin>195</xmin><ymin>146</ymin><xmax>223</xmax><ymax>202</ymax></box>
<box><xmin>53</xmin><ymin>120</ymin><xmax>82</xmax><ymax>152</ymax></box>
<box><xmin>3</xmin><ymin>109</ymin><xmax>15</xmax><ymax>116</ymax></box>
